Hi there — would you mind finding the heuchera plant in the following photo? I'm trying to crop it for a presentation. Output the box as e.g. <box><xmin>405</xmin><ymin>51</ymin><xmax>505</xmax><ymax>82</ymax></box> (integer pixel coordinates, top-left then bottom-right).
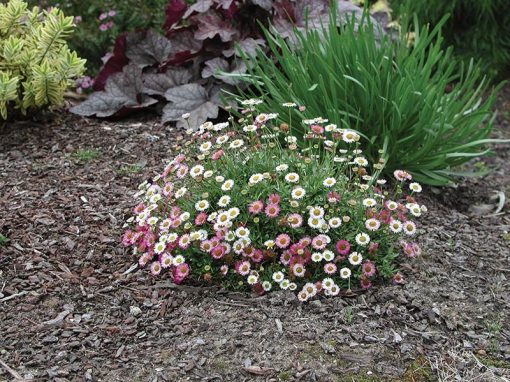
<box><xmin>70</xmin><ymin>0</ymin><xmax>378</xmax><ymax>128</ymax></box>
<box><xmin>122</xmin><ymin>99</ymin><xmax>425</xmax><ymax>301</ymax></box>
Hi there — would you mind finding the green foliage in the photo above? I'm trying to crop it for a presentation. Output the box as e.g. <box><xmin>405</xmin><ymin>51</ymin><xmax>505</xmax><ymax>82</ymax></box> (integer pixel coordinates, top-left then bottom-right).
<box><xmin>0</xmin><ymin>0</ymin><xmax>85</xmax><ymax>120</ymax></box>
<box><xmin>240</xmin><ymin>11</ymin><xmax>506</xmax><ymax>185</ymax></box>
<box><xmin>393</xmin><ymin>0</ymin><xmax>510</xmax><ymax>79</ymax></box>
<box><xmin>0</xmin><ymin>233</ymin><xmax>8</xmax><ymax>246</ymax></box>
<box><xmin>71</xmin><ymin>148</ymin><xmax>101</xmax><ymax>163</ymax></box>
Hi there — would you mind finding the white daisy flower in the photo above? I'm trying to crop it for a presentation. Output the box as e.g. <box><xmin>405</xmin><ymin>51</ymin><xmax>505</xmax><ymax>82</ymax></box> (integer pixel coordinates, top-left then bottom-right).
<box><xmin>227</xmin><ymin>207</ymin><xmax>240</xmax><ymax>219</ymax></box>
<box><xmin>213</xmin><ymin>122</ymin><xmax>229</xmax><ymax>131</ymax></box>
<box><xmin>199</xmin><ymin>141</ymin><xmax>212</xmax><ymax>152</ymax></box>
<box><xmin>173</xmin><ymin>255</ymin><xmax>185</xmax><ymax>266</ymax></box>
<box><xmin>365</xmin><ymin>218</ymin><xmax>381</xmax><ymax>231</ymax></box>
<box><xmin>328</xmin><ymin>217</ymin><xmax>342</xmax><ymax>228</ymax></box>
<box><xmin>249</xmin><ymin>173</ymin><xmax>264</xmax><ymax>185</ymax></box>
<box><xmin>376</xmin><ymin>179</ymin><xmax>387</xmax><ymax>185</ymax></box>
<box><xmin>323</xmin><ymin>177</ymin><xmax>336</xmax><ymax>187</ymax></box>
<box><xmin>264</xmin><ymin>240</ymin><xmax>275</xmax><ymax>248</ymax></box>
<box><xmin>262</xmin><ymin>281</ymin><xmax>272</xmax><ymax>291</ymax></box>
<box><xmin>307</xmin><ymin>217</ymin><xmax>324</xmax><ymax>229</ymax></box>
<box><xmin>410</xmin><ymin>182</ymin><xmax>422</xmax><ymax>192</ymax></box>
<box><xmin>216</xmin><ymin>135</ymin><xmax>229</xmax><ymax>144</ymax></box>
<box><xmin>180</xmin><ymin>212</ymin><xmax>191</xmax><ymax>221</ymax></box>
<box><xmin>355</xmin><ymin>232</ymin><xmax>370</xmax><ymax>246</ymax></box>
<box><xmin>272</xmin><ymin>271</ymin><xmax>285</xmax><ymax>283</ymax></box>
<box><xmin>175</xmin><ymin>187</ymin><xmax>187</xmax><ymax>199</ymax></box>
<box><xmin>386</xmin><ymin>200</ymin><xmax>398</xmax><ymax>210</ymax></box>
<box><xmin>167</xmin><ymin>233</ymin><xmax>178</xmax><ymax>242</ymax></box>
<box><xmin>362</xmin><ymin>198</ymin><xmax>377</xmax><ymax>207</ymax></box>
<box><xmin>218</xmin><ymin>195</ymin><xmax>231</xmax><ymax>207</ymax></box>
<box><xmin>147</xmin><ymin>216</ymin><xmax>159</xmax><ymax>226</ymax></box>
<box><xmin>229</xmin><ymin>139</ymin><xmax>244</xmax><ymax>149</ymax></box>
<box><xmin>243</xmin><ymin>124</ymin><xmax>258</xmax><ymax>132</ymax></box>
<box><xmin>403</xmin><ymin>221</ymin><xmax>417</xmax><ymax>235</ymax></box>
<box><xmin>309</xmin><ymin>206</ymin><xmax>325</xmax><ymax>218</ymax></box>
<box><xmin>353</xmin><ymin>157</ymin><xmax>368</xmax><ymax>167</ymax></box>
<box><xmin>276</xmin><ymin>164</ymin><xmax>289</xmax><ymax>172</ymax></box>
<box><xmin>389</xmin><ymin>219</ymin><xmax>403</xmax><ymax>233</ymax></box>
<box><xmin>221</xmin><ymin>179</ymin><xmax>234</xmax><ymax>191</ymax></box>
<box><xmin>247</xmin><ymin>275</ymin><xmax>258</xmax><ymax>285</ymax></box>
<box><xmin>291</xmin><ymin>187</ymin><xmax>306</xmax><ymax>199</ymax></box>
<box><xmin>349</xmin><ymin>252</ymin><xmax>363</xmax><ymax>265</ymax></box>
<box><xmin>342</xmin><ymin>130</ymin><xmax>359</xmax><ymax>143</ymax></box>
<box><xmin>190</xmin><ymin>165</ymin><xmax>204</xmax><ymax>178</ymax></box>
<box><xmin>322</xmin><ymin>278</ymin><xmax>335</xmax><ymax>290</ymax></box>
<box><xmin>235</xmin><ymin>227</ymin><xmax>250</xmax><ymax>238</ymax></box>
<box><xmin>323</xmin><ymin>250</ymin><xmax>335</xmax><ymax>262</ymax></box>
<box><xmin>280</xmin><ymin>279</ymin><xmax>290</xmax><ymax>290</ymax></box>
<box><xmin>195</xmin><ymin>200</ymin><xmax>209</xmax><ymax>211</ymax></box>
<box><xmin>285</xmin><ymin>172</ymin><xmax>300</xmax><ymax>183</ymax></box>
<box><xmin>154</xmin><ymin>242</ymin><xmax>166</xmax><ymax>254</ymax></box>
<box><xmin>225</xmin><ymin>231</ymin><xmax>236</xmax><ymax>241</ymax></box>
<box><xmin>340</xmin><ymin>267</ymin><xmax>351</xmax><ymax>279</ymax></box>
<box><xmin>311</xmin><ymin>252</ymin><xmax>323</xmax><ymax>262</ymax></box>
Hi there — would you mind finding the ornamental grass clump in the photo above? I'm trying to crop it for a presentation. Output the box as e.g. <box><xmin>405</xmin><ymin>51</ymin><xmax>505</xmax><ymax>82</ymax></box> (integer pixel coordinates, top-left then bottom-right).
<box><xmin>123</xmin><ymin>99</ymin><xmax>425</xmax><ymax>301</ymax></box>
<box><xmin>240</xmin><ymin>10</ymin><xmax>505</xmax><ymax>186</ymax></box>
<box><xmin>0</xmin><ymin>0</ymin><xmax>85</xmax><ymax>120</ymax></box>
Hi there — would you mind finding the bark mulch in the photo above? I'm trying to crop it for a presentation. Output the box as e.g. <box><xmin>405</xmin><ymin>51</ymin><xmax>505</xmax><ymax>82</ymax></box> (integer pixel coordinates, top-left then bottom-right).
<box><xmin>0</xmin><ymin>88</ymin><xmax>509</xmax><ymax>381</ymax></box>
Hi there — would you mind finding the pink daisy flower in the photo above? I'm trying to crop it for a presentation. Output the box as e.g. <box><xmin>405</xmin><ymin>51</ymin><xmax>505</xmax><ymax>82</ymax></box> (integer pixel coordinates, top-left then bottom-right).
<box><xmin>160</xmin><ymin>253</ymin><xmax>173</xmax><ymax>268</ymax></box>
<box><xmin>178</xmin><ymin>234</ymin><xmax>191</xmax><ymax>249</ymax></box>
<box><xmin>392</xmin><ymin>272</ymin><xmax>404</xmax><ymax>284</ymax></box>
<box><xmin>265</xmin><ymin>203</ymin><xmax>280</xmax><ymax>218</ymax></box>
<box><xmin>200</xmin><ymin>240</ymin><xmax>213</xmax><ymax>253</ymax></box>
<box><xmin>311</xmin><ymin>235</ymin><xmax>328</xmax><ymax>250</ymax></box>
<box><xmin>236</xmin><ymin>260</ymin><xmax>251</xmax><ymax>276</ymax></box>
<box><xmin>150</xmin><ymin>261</ymin><xmax>161</xmax><ymax>275</ymax></box>
<box><xmin>327</xmin><ymin>191</ymin><xmax>341</xmax><ymax>203</ymax></box>
<box><xmin>211</xmin><ymin>149</ymin><xmax>224</xmax><ymax>161</ymax></box>
<box><xmin>360</xmin><ymin>277</ymin><xmax>372</xmax><ymax>289</ymax></box>
<box><xmin>211</xmin><ymin>245</ymin><xmax>225</xmax><ymax>259</ymax></box>
<box><xmin>174</xmin><ymin>263</ymin><xmax>190</xmax><ymax>279</ymax></box>
<box><xmin>394</xmin><ymin>170</ymin><xmax>412</xmax><ymax>182</ymax></box>
<box><xmin>292</xmin><ymin>263</ymin><xmax>306</xmax><ymax>277</ymax></box>
<box><xmin>122</xmin><ymin>230</ymin><xmax>135</xmax><ymax>246</ymax></box>
<box><xmin>171</xmin><ymin>219</ymin><xmax>182</xmax><ymax>229</ymax></box>
<box><xmin>361</xmin><ymin>260</ymin><xmax>376</xmax><ymax>277</ymax></box>
<box><xmin>251</xmin><ymin>249</ymin><xmax>264</xmax><ymax>263</ymax></box>
<box><xmin>170</xmin><ymin>206</ymin><xmax>181</xmax><ymax>219</ymax></box>
<box><xmin>133</xmin><ymin>203</ymin><xmax>145</xmax><ymax>214</ymax></box>
<box><xmin>310</xmin><ymin>124</ymin><xmax>324</xmax><ymax>134</ymax></box>
<box><xmin>248</xmin><ymin>200</ymin><xmax>264</xmax><ymax>214</ymax></box>
<box><xmin>402</xmin><ymin>242</ymin><xmax>416</xmax><ymax>257</ymax></box>
<box><xmin>412</xmin><ymin>243</ymin><xmax>422</xmax><ymax>256</ymax></box>
<box><xmin>368</xmin><ymin>242</ymin><xmax>379</xmax><ymax>254</ymax></box>
<box><xmin>275</xmin><ymin>233</ymin><xmax>291</xmax><ymax>249</ymax></box>
<box><xmin>176</xmin><ymin>164</ymin><xmax>188</xmax><ymax>178</ymax></box>
<box><xmin>335</xmin><ymin>240</ymin><xmax>350</xmax><ymax>256</ymax></box>
<box><xmin>267</xmin><ymin>193</ymin><xmax>281</xmax><ymax>204</ymax></box>
<box><xmin>195</xmin><ymin>212</ymin><xmax>207</xmax><ymax>225</ymax></box>
<box><xmin>299</xmin><ymin>236</ymin><xmax>312</xmax><ymax>247</ymax></box>
<box><xmin>138</xmin><ymin>253</ymin><xmax>150</xmax><ymax>267</ymax></box>
<box><xmin>163</xmin><ymin>183</ymin><xmax>173</xmax><ymax>196</ymax></box>
<box><xmin>324</xmin><ymin>262</ymin><xmax>337</xmax><ymax>275</ymax></box>
<box><xmin>280</xmin><ymin>251</ymin><xmax>292</xmax><ymax>265</ymax></box>
<box><xmin>287</xmin><ymin>213</ymin><xmax>303</xmax><ymax>228</ymax></box>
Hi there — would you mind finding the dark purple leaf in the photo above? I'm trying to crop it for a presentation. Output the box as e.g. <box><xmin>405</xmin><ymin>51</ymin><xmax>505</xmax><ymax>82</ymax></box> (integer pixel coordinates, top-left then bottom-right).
<box><xmin>125</xmin><ymin>30</ymin><xmax>173</xmax><ymax>67</ymax></box>
<box><xmin>182</xmin><ymin>0</ymin><xmax>214</xmax><ymax>19</ymax></box>
<box><xmin>71</xmin><ymin>64</ymin><xmax>157</xmax><ymax>117</ymax></box>
<box><xmin>143</xmin><ymin>68</ymin><xmax>193</xmax><ymax>96</ymax></box>
<box><xmin>193</xmin><ymin>14</ymin><xmax>239</xmax><ymax>42</ymax></box>
<box><xmin>93</xmin><ymin>33</ymin><xmax>129</xmax><ymax>91</ymax></box>
<box><xmin>168</xmin><ymin>29</ymin><xmax>203</xmax><ymax>55</ymax></box>
<box><xmin>164</xmin><ymin>0</ymin><xmax>188</xmax><ymax>33</ymax></box>
<box><xmin>162</xmin><ymin>83</ymin><xmax>219</xmax><ymax>128</ymax></box>
<box><xmin>202</xmin><ymin>58</ymin><xmax>247</xmax><ymax>85</ymax></box>
<box><xmin>222</xmin><ymin>37</ymin><xmax>266</xmax><ymax>57</ymax></box>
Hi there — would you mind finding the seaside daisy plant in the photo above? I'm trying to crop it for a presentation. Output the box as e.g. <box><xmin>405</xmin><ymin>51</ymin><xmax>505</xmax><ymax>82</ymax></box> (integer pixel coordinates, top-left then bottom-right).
<box><xmin>123</xmin><ymin>99</ymin><xmax>425</xmax><ymax>301</ymax></box>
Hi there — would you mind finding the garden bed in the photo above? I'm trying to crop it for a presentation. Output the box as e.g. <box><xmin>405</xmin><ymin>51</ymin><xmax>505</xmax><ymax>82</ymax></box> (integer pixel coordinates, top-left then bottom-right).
<box><xmin>0</xmin><ymin>86</ymin><xmax>509</xmax><ymax>381</ymax></box>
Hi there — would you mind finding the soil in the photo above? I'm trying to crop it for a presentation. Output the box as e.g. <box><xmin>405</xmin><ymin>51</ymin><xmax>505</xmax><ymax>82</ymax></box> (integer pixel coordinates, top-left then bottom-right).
<box><xmin>0</xmin><ymin>86</ymin><xmax>509</xmax><ymax>382</ymax></box>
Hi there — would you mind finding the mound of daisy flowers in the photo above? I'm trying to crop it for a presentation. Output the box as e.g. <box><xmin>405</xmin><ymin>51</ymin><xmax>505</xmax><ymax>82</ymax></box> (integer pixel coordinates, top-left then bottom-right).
<box><xmin>122</xmin><ymin>99</ymin><xmax>426</xmax><ymax>302</ymax></box>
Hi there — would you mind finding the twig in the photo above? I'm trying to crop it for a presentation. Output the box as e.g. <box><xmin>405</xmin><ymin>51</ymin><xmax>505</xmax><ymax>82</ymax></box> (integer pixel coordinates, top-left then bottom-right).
<box><xmin>0</xmin><ymin>291</ymin><xmax>28</xmax><ymax>303</ymax></box>
<box><xmin>0</xmin><ymin>358</ymin><xmax>27</xmax><ymax>381</ymax></box>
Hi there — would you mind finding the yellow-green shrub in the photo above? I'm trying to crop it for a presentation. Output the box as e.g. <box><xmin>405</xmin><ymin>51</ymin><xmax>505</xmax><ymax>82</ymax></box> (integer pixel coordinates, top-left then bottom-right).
<box><xmin>0</xmin><ymin>0</ymin><xmax>85</xmax><ymax>120</ymax></box>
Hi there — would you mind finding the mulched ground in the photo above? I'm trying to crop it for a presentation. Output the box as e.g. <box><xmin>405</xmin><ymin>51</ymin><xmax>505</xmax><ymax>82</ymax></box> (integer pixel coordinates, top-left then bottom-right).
<box><xmin>1</xmin><ymin>87</ymin><xmax>509</xmax><ymax>382</ymax></box>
